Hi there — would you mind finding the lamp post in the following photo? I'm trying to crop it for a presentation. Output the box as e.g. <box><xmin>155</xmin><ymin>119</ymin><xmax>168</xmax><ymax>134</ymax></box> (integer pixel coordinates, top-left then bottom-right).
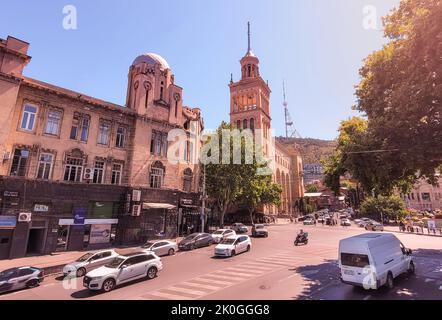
<box><xmin>201</xmin><ymin>164</ymin><xmax>207</xmax><ymax>233</ymax></box>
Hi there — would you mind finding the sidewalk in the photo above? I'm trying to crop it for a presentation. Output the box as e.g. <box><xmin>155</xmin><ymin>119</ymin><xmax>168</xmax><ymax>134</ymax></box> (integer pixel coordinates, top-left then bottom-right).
<box><xmin>383</xmin><ymin>226</ymin><xmax>442</xmax><ymax>237</ymax></box>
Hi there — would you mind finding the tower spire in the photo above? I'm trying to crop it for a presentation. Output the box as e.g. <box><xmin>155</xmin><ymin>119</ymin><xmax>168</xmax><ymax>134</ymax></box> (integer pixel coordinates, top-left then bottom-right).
<box><xmin>247</xmin><ymin>21</ymin><xmax>251</xmax><ymax>53</ymax></box>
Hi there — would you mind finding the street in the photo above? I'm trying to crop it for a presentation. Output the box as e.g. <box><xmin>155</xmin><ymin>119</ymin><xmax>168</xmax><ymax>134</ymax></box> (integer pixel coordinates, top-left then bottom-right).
<box><xmin>1</xmin><ymin>223</ymin><xmax>441</xmax><ymax>300</ymax></box>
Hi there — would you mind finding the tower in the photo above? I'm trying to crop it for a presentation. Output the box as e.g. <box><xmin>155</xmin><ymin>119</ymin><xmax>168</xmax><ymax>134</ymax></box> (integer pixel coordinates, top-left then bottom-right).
<box><xmin>229</xmin><ymin>22</ymin><xmax>272</xmax><ymax>155</ymax></box>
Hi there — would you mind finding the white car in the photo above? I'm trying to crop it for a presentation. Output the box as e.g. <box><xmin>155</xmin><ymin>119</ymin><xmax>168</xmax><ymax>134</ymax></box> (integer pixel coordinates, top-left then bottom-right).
<box><xmin>63</xmin><ymin>249</ymin><xmax>119</xmax><ymax>278</ymax></box>
<box><xmin>214</xmin><ymin>235</ymin><xmax>252</xmax><ymax>257</ymax></box>
<box><xmin>341</xmin><ymin>218</ymin><xmax>352</xmax><ymax>226</ymax></box>
<box><xmin>141</xmin><ymin>240</ymin><xmax>178</xmax><ymax>256</ymax></box>
<box><xmin>211</xmin><ymin>229</ymin><xmax>236</xmax><ymax>243</ymax></box>
<box><xmin>339</xmin><ymin>233</ymin><xmax>415</xmax><ymax>290</ymax></box>
<box><xmin>83</xmin><ymin>252</ymin><xmax>163</xmax><ymax>292</ymax></box>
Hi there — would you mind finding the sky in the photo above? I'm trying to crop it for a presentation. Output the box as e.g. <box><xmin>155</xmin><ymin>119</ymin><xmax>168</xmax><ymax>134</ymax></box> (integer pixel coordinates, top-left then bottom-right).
<box><xmin>0</xmin><ymin>0</ymin><xmax>400</xmax><ymax>140</ymax></box>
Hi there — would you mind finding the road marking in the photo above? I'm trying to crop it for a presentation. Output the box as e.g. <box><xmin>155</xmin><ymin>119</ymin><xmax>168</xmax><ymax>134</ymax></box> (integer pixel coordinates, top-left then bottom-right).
<box><xmin>180</xmin><ymin>282</ymin><xmax>221</xmax><ymax>291</ymax></box>
<box><xmin>214</xmin><ymin>270</ymin><xmax>255</xmax><ymax>278</ymax></box>
<box><xmin>163</xmin><ymin>286</ymin><xmax>208</xmax><ymax>296</ymax></box>
<box><xmin>201</xmin><ymin>274</ymin><xmax>247</xmax><ymax>282</ymax></box>
<box><xmin>43</xmin><ymin>283</ymin><xmax>56</xmax><ymax>287</ymax></box>
<box><xmin>192</xmin><ymin>278</ymin><xmax>232</xmax><ymax>286</ymax></box>
<box><xmin>141</xmin><ymin>291</ymin><xmax>192</xmax><ymax>300</ymax></box>
<box><xmin>241</xmin><ymin>262</ymin><xmax>279</xmax><ymax>270</ymax></box>
<box><xmin>225</xmin><ymin>267</ymin><xmax>264</xmax><ymax>275</ymax></box>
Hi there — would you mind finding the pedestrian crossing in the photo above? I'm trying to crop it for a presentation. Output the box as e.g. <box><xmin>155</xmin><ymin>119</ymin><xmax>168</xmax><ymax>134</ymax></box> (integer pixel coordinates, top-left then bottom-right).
<box><xmin>137</xmin><ymin>251</ymin><xmax>315</xmax><ymax>300</ymax></box>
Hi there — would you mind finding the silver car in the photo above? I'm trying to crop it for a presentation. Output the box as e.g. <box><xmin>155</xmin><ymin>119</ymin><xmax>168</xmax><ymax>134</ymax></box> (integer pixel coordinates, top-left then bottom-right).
<box><xmin>63</xmin><ymin>249</ymin><xmax>119</xmax><ymax>278</ymax></box>
<box><xmin>0</xmin><ymin>267</ymin><xmax>44</xmax><ymax>294</ymax></box>
<box><xmin>142</xmin><ymin>240</ymin><xmax>178</xmax><ymax>256</ymax></box>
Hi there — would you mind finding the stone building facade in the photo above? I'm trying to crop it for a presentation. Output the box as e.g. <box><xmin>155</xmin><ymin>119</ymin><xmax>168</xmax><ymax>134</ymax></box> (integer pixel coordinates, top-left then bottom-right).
<box><xmin>0</xmin><ymin>36</ymin><xmax>203</xmax><ymax>259</ymax></box>
<box><xmin>228</xmin><ymin>24</ymin><xmax>304</xmax><ymax>217</ymax></box>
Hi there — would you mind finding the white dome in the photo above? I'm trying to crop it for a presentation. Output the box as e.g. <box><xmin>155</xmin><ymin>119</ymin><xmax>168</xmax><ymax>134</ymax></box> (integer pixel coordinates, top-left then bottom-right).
<box><xmin>132</xmin><ymin>53</ymin><xmax>170</xmax><ymax>70</ymax></box>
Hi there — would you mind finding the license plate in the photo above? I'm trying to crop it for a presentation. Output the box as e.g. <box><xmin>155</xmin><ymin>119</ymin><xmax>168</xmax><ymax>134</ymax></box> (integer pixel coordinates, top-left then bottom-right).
<box><xmin>344</xmin><ymin>270</ymin><xmax>355</xmax><ymax>275</ymax></box>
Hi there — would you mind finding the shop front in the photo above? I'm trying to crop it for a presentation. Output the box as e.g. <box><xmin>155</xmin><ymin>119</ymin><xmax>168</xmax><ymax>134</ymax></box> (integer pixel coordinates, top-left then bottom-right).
<box><xmin>178</xmin><ymin>198</ymin><xmax>202</xmax><ymax>236</ymax></box>
<box><xmin>0</xmin><ymin>215</ymin><xmax>16</xmax><ymax>259</ymax></box>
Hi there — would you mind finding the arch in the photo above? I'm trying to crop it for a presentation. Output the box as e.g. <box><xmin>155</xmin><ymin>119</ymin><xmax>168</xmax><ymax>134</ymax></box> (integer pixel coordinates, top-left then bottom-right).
<box><xmin>150</xmin><ymin>161</ymin><xmax>165</xmax><ymax>189</ymax></box>
<box><xmin>236</xmin><ymin>119</ymin><xmax>241</xmax><ymax>129</ymax></box>
<box><xmin>243</xmin><ymin>119</ymin><xmax>248</xmax><ymax>129</ymax></box>
<box><xmin>250</xmin><ymin>118</ymin><xmax>255</xmax><ymax>131</ymax></box>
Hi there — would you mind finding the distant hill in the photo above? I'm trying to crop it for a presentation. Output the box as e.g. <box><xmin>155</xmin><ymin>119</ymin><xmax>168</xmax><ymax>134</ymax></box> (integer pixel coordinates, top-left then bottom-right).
<box><xmin>276</xmin><ymin>137</ymin><xmax>336</xmax><ymax>164</ymax></box>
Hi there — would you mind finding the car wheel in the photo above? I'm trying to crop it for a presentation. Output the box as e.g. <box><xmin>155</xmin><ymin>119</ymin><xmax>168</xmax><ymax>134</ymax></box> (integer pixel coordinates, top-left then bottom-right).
<box><xmin>168</xmin><ymin>248</ymin><xmax>175</xmax><ymax>256</ymax></box>
<box><xmin>231</xmin><ymin>250</ymin><xmax>236</xmax><ymax>257</ymax></box>
<box><xmin>246</xmin><ymin>245</ymin><xmax>251</xmax><ymax>252</ymax></box>
<box><xmin>76</xmin><ymin>267</ymin><xmax>86</xmax><ymax>278</ymax></box>
<box><xmin>208</xmin><ymin>240</ymin><xmax>213</xmax><ymax>246</ymax></box>
<box><xmin>101</xmin><ymin>278</ymin><xmax>116</xmax><ymax>293</ymax></box>
<box><xmin>190</xmin><ymin>243</ymin><xmax>195</xmax><ymax>250</ymax></box>
<box><xmin>408</xmin><ymin>261</ymin><xmax>415</xmax><ymax>275</ymax></box>
<box><xmin>147</xmin><ymin>267</ymin><xmax>158</xmax><ymax>280</ymax></box>
<box><xmin>26</xmin><ymin>279</ymin><xmax>39</xmax><ymax>288</ymax></box>
<box><xmin>386</xmin><ymin>272</ymin><xmax>394</xmax><ymax>290</ymax></box>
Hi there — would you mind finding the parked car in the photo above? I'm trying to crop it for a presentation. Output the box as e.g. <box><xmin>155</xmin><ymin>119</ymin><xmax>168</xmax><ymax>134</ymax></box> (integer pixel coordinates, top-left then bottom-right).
<box><xmin>178</xmin><ymin>233</ymin><xmax>213</xmax><ymax>251</ymax></box>
<box><xmin>339</xmin><ymin>233</ymin><xmax>414</xmax><ymax>290</ymax></box>
<box><xmin>211</xmin><ymin>229</ymin><xmax>236</xmax><ymax>243</ymax></box>
<box><xmin>303</xmin><ymin>218</ymin><xmax>315</xmax><ymax>225</ymax></box>
<box><xmin>63</xmin><ymin>249</ymin><xmax>119</xmax><ymax>278</ymax></box>
<box><xmin>214</xmin><ymin>235</ymin><xmax>252</xmax><ymax>257</ymax></box>
<box><xmin>252</xmin><ymin>224</ymin><xmax>269</xmax><ymax>237</ymax></box>
<box><xmin>340</xmin><ymin>218</ymin><xmax>352</xmax><ymax>226</ymax></box>
<box><xmin>231</xmin><ymin>223</ymin><xmax>249</xmax><ymax>234</ymax></box>
<box><xmin>339</xmin><ymin>213</ymin><xmax>348</xmax><ymax>219</ymax></box>
<box><xmin>317</xmin><ymin>217</ymin><xmax>325</xmax><ymax>224</ymax></box>
<box><xmin>365</xmin><ymin>222</ymin><xmax>384</xmax><ymax>231</ymax></box>
<box><xmin>0</xmin><ymin>267</ymin><xmax>44</xmax><ymax>294</ymax></box>
<box><xmin>358</xmin><ymin>220</ymin><xmax>373</xmax><ymax>228</ymax></box>
<box><xmin>142</xmin><ymin>240</ymin><xmax>178</xmax><ymax>256</ymax></box>
<box><xmin>83</xmin><ymin>252</ymin><xmax>162</xmax><ymax>292</ymax></box>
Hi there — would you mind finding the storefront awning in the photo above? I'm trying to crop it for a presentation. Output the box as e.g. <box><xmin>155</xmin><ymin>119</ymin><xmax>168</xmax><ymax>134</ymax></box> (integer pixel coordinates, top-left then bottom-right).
<box><xmin>181</xmin><ymin>204</ymin><xmax>199</xmax><ymax>208</ymax></box>
<box><xmin>142</xmin><ymin>203</ymin><xmax>176</xmax><ymax>210</ymax></box>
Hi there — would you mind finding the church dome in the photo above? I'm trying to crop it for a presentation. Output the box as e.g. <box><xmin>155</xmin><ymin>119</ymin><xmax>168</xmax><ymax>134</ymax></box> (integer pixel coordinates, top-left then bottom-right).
<box><xmin>132</xmin><ymin>53</ymin><xmax>170</xmax><ymax>70</ymax></box>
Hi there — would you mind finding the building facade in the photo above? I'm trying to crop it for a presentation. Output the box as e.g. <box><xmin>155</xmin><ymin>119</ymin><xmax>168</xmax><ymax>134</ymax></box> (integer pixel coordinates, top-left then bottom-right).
<box><xmin>0</xmin><ymin>36</ymin><xmax>203</xmax><ymax>259</ymax></box>
<box><xmin>401</xmin><ymin>176</ymin><xmax>442</xmax><ymax>211</ymax></box>
<box><xmin>228</xmin><ymin>24</ymin><xmax>304</xmax><ymax>217</ymax></box>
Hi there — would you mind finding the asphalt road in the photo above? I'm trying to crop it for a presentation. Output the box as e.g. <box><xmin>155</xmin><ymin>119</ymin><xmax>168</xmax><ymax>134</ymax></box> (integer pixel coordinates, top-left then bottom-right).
<box><xmin>1</xmin><ymin>223</ymin><xmax>441</xmax><ymax>300</ymax></box>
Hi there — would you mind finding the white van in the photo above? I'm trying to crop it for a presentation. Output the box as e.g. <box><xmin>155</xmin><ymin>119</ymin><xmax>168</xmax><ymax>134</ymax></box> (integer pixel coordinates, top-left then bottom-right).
<box><xmin>338</xmin><ymin>233</ymin><xmax>415</xmax><ymax>290</ymax></box>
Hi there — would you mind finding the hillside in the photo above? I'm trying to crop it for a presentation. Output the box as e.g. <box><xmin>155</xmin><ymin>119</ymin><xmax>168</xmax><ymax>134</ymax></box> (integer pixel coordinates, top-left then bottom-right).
<box><xmin>276</xmin><ymin>137</ymin><xmax>336</xmax><ymax>164</ymax></box>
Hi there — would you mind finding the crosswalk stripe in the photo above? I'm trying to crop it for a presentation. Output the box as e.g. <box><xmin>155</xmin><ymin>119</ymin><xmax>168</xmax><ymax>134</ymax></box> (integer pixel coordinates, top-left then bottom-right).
<box><xmin>180</xmin><ymin>282</ymin><xmax>221</xmax><ymax>291</ymax></box>
<box><xmin>225</xmin><ymin>268</ymin><xmax>264</xmax><ymax>275</ymax></box>
<box><xmin>215</xmin><ymin>270</ymin><xmax>255</xmax><ymax>278</ymax></box>
<box><xmin>256</xmin><ymin>259</ymin><xmax>292</xmax><ymax>266</ymax></box>
<box><xmin>192</xmin><ymin>278</ymin><xmax>232</xmax><ymax>286</ymax></box>
<box><xmin>159</xmin><ymin>288</ymin><xmax>200</xmax><ymax>298</ymax></box>
<box><xmin>241</xmin><ymin>262</ymin><xmax>276</xmax><ymax>269</ymax></box>
<box><xmin>142</xmin><ymin>291</ymin><xmax>191</xmax><ymax>300</ymax></box>
<box><xmin>201</xmin><ymin>274</ymin><xmax>247</xmax><ymax>282</ymax></box>
<box><xmin>164</xmin><ymin>286</ymin><xmax>208</xmax><ymax>296</ymax></box>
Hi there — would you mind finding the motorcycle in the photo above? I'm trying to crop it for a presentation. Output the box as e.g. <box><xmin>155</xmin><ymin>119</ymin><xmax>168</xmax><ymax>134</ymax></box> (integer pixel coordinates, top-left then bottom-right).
<box><xmin>294</xmin><ymin>233</ymin><xmax>309</xmax><ymax>246</ymax></box>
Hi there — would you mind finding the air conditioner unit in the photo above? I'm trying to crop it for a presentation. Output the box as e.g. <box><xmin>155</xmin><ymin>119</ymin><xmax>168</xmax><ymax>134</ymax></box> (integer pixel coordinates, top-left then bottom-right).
<box><xmin>132</xmin><ymin>190</ymin><xmax>141</xmax><ymax>202</ymax></box>
<box><xmin>132</xmin><ymin>205</ymin><xmax>141</xmax><ymax>217</ymax></box>
<box><xmin>18</xmin><ymin>212</ymin><xmax>32</xmax><ymax>223</ymax></box>
<box><xmin>83</xmin><ymin>168</ymin><xmax>93</xmax><ymax>180</ymax></box>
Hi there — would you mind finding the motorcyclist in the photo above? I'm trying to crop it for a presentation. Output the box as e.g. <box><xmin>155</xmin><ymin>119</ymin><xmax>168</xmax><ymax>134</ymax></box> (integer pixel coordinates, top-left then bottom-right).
<box><xmin>296</xmin><ymin>229</ymin><xmax>305</xmax><ymax>241</ymax></box>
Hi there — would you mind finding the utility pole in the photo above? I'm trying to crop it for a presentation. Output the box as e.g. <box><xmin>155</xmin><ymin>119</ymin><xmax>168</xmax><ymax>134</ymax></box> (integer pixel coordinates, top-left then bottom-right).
<box><xmin>201</xmin><ymin>164</ymin><xmax>207</xmax><ymax>233</ymax></box>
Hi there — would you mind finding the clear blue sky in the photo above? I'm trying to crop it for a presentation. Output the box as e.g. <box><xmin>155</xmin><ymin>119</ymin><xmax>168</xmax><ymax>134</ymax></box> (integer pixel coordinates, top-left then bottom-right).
<box><xmin>1</xmin><ymin>0</ymin><xmax>400</xmax><ymax>140</ymax></box>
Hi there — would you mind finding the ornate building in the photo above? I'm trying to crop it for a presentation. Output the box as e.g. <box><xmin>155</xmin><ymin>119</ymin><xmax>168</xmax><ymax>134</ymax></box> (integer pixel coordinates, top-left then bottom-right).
<box><xmin>229</xmin><ymin>24</ymin><xmax>304</xmax><ymax>217</ymax></box>
<box><xmin>0</xmin><ymin>35</ymin><xmax>203</xmax><ymax>259</ymax></box>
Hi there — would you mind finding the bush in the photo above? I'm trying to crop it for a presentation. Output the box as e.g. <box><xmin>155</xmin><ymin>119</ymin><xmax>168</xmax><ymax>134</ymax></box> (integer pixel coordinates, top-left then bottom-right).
<box><xmin>360</xmin><ymin>195</ymin><xmax>407</xmax><ymax>222</ymax></box>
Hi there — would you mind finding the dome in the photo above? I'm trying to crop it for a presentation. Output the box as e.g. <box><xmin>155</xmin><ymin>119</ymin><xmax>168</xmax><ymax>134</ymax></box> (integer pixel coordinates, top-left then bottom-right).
<box><xmin>132</xmin><ymin>53</ymin><xmax>170</xmax><ymax>70</ymax></box>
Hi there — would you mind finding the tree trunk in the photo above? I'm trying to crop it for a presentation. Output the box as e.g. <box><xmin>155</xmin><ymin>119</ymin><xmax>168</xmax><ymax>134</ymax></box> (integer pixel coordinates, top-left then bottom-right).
<box><xmin>248</xmin><ymin>208</ymin><xmax>255</xmax><ymax>225</ymax></box>
<box><xmin>219</xmin><ymin>203</ymin><xmax>229</xmax><ymax>228</ymax></box>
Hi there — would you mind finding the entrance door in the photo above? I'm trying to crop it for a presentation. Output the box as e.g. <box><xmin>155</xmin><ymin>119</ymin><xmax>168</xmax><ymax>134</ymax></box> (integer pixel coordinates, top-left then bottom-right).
<box><xmin>56</xmin><ymin>225</ymin><xmax>69</xmax><ymax>252</ymax></box>
<box><xmin>0</xmin><ymin>230</ymin><xmax>13</xmax><ymax>260</ymax></box>
<box><xmin>27</xmin><ymin>228</ymin><xmax>46</xmax><ymax>255</ymax></box>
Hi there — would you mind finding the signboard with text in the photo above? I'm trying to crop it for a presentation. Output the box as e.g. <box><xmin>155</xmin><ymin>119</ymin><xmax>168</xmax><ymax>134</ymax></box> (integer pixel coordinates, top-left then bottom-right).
<box><xmin>89</xmin><ymin>224</ymin><xmax>111</xmax><ymax>244</ymax></box>
<box><xmin>0</xmin><ymin>216</ymin><xmax>17</xmax><ymax>229</ymax></box>
<box><xmin>73</xmin><ymin>208</ymin><xmax>86</xmax><ymax>225</ymax></box>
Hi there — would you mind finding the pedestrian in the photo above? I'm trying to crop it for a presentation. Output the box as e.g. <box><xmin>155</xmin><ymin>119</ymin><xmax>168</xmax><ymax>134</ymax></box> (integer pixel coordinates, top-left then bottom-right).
<box><xmin>314</xmin><ymin>219</ymin><xmax>317</xmax><ymax>226</ymax></box>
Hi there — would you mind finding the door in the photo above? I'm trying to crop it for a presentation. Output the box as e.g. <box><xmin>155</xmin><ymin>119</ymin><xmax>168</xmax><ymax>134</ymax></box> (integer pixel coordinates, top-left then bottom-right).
<box><xmin>27</xmin><ymin>228</ymin><xmax>46</xmax><ymax>254</ymax></box>
<box><xmin>15</xmin><ymin>268</ymin><xmax>35</xmax><ymax>290</ymax></box>
<box><xmin>0</xmin><ymin>230</ymin><xmax>13</xmax><ymax>260</ymax></box>
<box><xmin>118</xmin><ymin>257</ymin><xmax>138</xmax><ymax>283</ymax></box>
<box><xmin>152</xmin><ymin>242</ymin><xmax>167</xmax><ymax>256</ymax></box>
<box><xmin>194</xmin><ymin>235</ymin><xmax>203</xmax><ymax>248</ymax></box>
<box><xmin>340</xmin><ymin>252</ymin><xmax>373</xmax><ymax>287</ymax></box>
<box><xmin>56</xmin><ymin>226</ymin><xmax>69</xmax><ymax>252</ymax></box>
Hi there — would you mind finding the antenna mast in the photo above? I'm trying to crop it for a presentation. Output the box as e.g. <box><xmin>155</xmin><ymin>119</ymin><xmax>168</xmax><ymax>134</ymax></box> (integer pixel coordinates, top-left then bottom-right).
<box><xmin>283</xmin><ymin>81</ymin><xmax>302</xmax><ymax>139</ymax></box>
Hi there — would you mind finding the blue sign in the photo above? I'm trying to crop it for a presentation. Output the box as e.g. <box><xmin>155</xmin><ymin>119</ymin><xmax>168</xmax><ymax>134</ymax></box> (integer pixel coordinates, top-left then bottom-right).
<box><xmin>73</xmin><ymin>208</ymin><xmax>86</xmax><ymax>225</ymax></box>
<box><xmin>0</xmin><ymin>216</ymin><xmax>17</xmax><ymax>229</ymax></box>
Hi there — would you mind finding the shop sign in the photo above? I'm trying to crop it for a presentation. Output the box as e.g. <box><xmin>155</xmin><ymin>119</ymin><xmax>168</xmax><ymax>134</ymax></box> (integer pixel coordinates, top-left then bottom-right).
<box><xmin>89</xmin><ymin>224</ymin><xmax>111</xmax><ymax>244</ymax></box>
<box><xmin>3</xmin><ymin>191</ymin><xmax>19</xmax><ymax>197</ymax></box>
<box><xmin>0</xmin><ymin>216</ymin><xmax>17</xmax><ymax>229</ymax></box>
<box><xmin>34</xmin><ymin>204</ymin><xmax>49</xmax><ymax>212</ymax></box>
<box><xmin>73</xmin><ymin>208</ymin><xmax>86</xmax><ymax>225</ymax></box>
<box><xmin>180</xmin><ymin>199</ymin><xmax>194</xmax><ymax>206</ymax></box>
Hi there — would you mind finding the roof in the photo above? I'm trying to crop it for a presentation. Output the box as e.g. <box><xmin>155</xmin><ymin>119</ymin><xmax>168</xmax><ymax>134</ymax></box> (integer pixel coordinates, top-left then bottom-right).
<box><xmin>340</xmin><ymin>233</ymin><xmax>396</xmax><ymax>245</ymax></box>
<box><xmin>132</xmin><ymin>53</ymin><xmax>170</xmax><ymax>70</ymax></box>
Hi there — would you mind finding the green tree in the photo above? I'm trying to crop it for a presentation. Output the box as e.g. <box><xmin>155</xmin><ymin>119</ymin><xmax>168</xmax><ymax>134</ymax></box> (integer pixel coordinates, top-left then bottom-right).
<box><xmin>355</xmin><ymin>0</ymin><xmax>441</xmax><ymax>182</ymax></box>
<box><xmin>360</xmin><ymin>195</ymin><xmax>407</xmax><ymax>222</ymax></box>
<box><xmin>305</xmin><ymin>184</ymin><xmax>318</xmax><ymax>193</ymax></box>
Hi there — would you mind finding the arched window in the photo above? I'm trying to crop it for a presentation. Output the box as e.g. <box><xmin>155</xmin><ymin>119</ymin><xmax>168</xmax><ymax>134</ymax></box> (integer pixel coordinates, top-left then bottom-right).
<box><xmin>144</xmin><ymin>82</ymin><xmax>152</xmax><ymax>109</ymax></box>
<box><xmin>243</xmin><ymin>119</ymin><xmax>248</xmax><ymax>130</ymax></box>
<box><xmin>236</xmin><ymin>120</ymin><xmax>241</xmax><ymax>129</ymax></box>
<box><xmin>150</xmin><ymin>161</ymin><xmax>165</xmax><ymax>188</ymax></box>
<box><xmin>160</xmin><ymin>81</ymin><xmax>164</xmax><ymax>100</ymax></box>
<box><xmin>250</xmin><ymin>118</ymin><xmax>255</xmax><ymax>131</ymax></box>
<box><xmin>183</xmin><ymin>168</ymin><xmax>193</xmax><ymax>192</ymax></box>
<box><xmin>174</xmin><ymin>93</ymin><xmax>180</xmax><ymax>117</ymax></box>
<box><xmin>248</xmin><ymin>65</ymin><xmax>251</xmax><ymax>77</ymax></box>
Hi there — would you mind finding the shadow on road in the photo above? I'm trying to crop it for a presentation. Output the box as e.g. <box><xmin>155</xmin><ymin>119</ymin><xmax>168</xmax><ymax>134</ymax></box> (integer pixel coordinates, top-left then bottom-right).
<box><xmin>292</xmin><ymin>248</ymin><xmax>442</xmax><ymax>300</ymax></box>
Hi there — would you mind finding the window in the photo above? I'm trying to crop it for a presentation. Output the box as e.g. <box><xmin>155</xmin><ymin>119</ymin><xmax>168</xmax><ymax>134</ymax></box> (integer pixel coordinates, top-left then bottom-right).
<box><xmin>422</xmin><ymin>193</ymin><xmax>431</xmax><ymax>202</ymax></box>
<box><xmin>20</xmin><ymin>105</ymin><xmax>37</xmax><ymax>131</ymax></box>
<box><xmin>80</xmin><ymin>116</ymin><xmax>90</xmax><ymax>142</ymax></box>
<box><xmin>150</xmin><ymin>162</ymin><xmax>164</xmax><ymax>188</ymax></box>
<box><xmin>250</xmin><ymin>118</ymin><xmax>255</xmax><ymax>131</ymax></box>
<box><xmin>70</xmin><ymin>113</ymin><xmax>80</xmax><ymax>140</ymax></box>
<box><xmin>64</xmin><ymin>157</ymin><xmax>83</xmax><ymax>182</ymax></box>
<box><xmin>183</xmin><ymin>168</ymin><xmax>193</xmax><ymax>192</ymax></box>
<box><xmin>150</xmin><ymin>131</ymin><xmax>168</xmax><ymax>156</ymax></box>
<box><xmin>111</xmin><ymin>163</ymin><xmax>122</xmax><ymax>185</ymax></box>
<box><xmin>92</xmin><ymin>161</ymin><xmax>105</xmax><ymax>184</ymax></box>
<box><xmin>45</xmin><ymin>110</ymin><xmax>62</xmax><ymax>135</ymax></box>
<box><xmin>236</xmin><ymin>120</ymin><xmax>241</xmax><ymax>129</ymax></box>
<box><xmin>97</xmin><ymin>121</ymin><xmax>111</xmax><ymax>145</ymax></box>
<box><xmin>184</xmin><ymin>140</ymin><xmax>193</xmax><ymax>162</ymax></box>
<box><xmin>243</xmin><ymin>119</ymin><xmax>248</xmax><ymax>129</ymax></box>
<box><xmin>37</xmin><ymin>153</ymin><xmax>54</xmax><ymax>180</ymax></box>
<box><xmin>10</xmin><ymin>148</ymin><xmax>29</xmax><ymax>176</ymax></box>
<box><xmin>116</xmin><ymin>127</ymin><xmax>126</xmax><ymax>148</ymax></box>
<box><xmin>340</xmin><ymin>253</ymin><xmax>370</xmax><ymax>268</ymax></box>
<box><xmin>160</xmin><ymin>82</ymin><xmax>164</xmax><ymax>100</ymax></box>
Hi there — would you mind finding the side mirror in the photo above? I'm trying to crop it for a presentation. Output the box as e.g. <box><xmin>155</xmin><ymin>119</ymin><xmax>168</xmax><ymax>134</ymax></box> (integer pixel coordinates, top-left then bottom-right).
<box><xmin>120</xmin><ymin>265</ymin><xmax>128</xmax><ymax>269</ymax></box>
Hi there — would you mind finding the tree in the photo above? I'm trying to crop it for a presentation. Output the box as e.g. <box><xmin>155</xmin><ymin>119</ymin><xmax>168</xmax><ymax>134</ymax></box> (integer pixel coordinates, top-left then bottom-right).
<box><xmin>355</xmin><ymin>0</ymin><xmax>441</xmax><ymax>182</ymax></box>
<box><xmin>360</xmin><ymin>195</ymin><xmax>407</xmax><ymax>222</ymax></box>
<box><xmin>305</xmin><ymin>184</ymin><xmax>318</xmax><ymax>193</ymax></box>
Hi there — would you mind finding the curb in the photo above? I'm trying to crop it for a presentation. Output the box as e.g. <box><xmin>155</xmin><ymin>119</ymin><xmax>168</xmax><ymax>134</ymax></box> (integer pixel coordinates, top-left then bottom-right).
<box><xmin>385</xmin><ymin>229</ymin><xmax>442</xmax><ymax>238</ymax></box>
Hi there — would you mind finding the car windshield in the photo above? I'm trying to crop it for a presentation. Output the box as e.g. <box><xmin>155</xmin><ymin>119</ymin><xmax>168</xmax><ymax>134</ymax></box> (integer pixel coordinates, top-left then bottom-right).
<box><xmin>213</xmin><ymin>231</ymin><xmax>224</xmax><ymax>235</ymax></box>
<box><xmin>184</xmin><ymin>234</ymin><xmax>198</xmax><ymax>241</ymax></box>
<box><xmin>76</xmin><ymin>253</ymin><xmax>94</xmax><ymax>262</ymax></box>
<box><xmin>221</xmin><ymin>238</ymin><xmax>236</xmax><ymax>245</ymax></box>
<box><xmin>142</xmin><ymin>242</ymin><xmax>155</xmax><ymax>248</ymax></box>
<box><xmin>105</xmin><ymin>257</ymin><xmax>125</xmax><ymax>268</ymax></box>
<box><xmin>255</xmin><ymin>225</ymin><xmax>264</xmax><ymax>229</ymax></box>
<box><xmin>0</xmin><ymin>268</ymin><xmax>17</xmax><ymax>281</ymax></box>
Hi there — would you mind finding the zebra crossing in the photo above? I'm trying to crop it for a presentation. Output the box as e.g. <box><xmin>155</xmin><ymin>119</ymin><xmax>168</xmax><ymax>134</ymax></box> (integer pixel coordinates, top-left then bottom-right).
<box><xmin>137</xmin><ymin>251</ymin><xmax>316</xmax><ymax>300</ymax></box>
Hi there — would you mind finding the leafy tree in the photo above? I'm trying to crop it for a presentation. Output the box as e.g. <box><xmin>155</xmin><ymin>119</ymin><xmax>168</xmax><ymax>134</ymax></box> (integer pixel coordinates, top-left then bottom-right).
<box><xmin>360</xmin><ymin>195</ymin><xmax>407</xmax><ymax>222</ymax></box>
<box><xmin>355</xmin><ymin>0</ymin><xmax>441</xmax><ymax>182</ymax></box>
